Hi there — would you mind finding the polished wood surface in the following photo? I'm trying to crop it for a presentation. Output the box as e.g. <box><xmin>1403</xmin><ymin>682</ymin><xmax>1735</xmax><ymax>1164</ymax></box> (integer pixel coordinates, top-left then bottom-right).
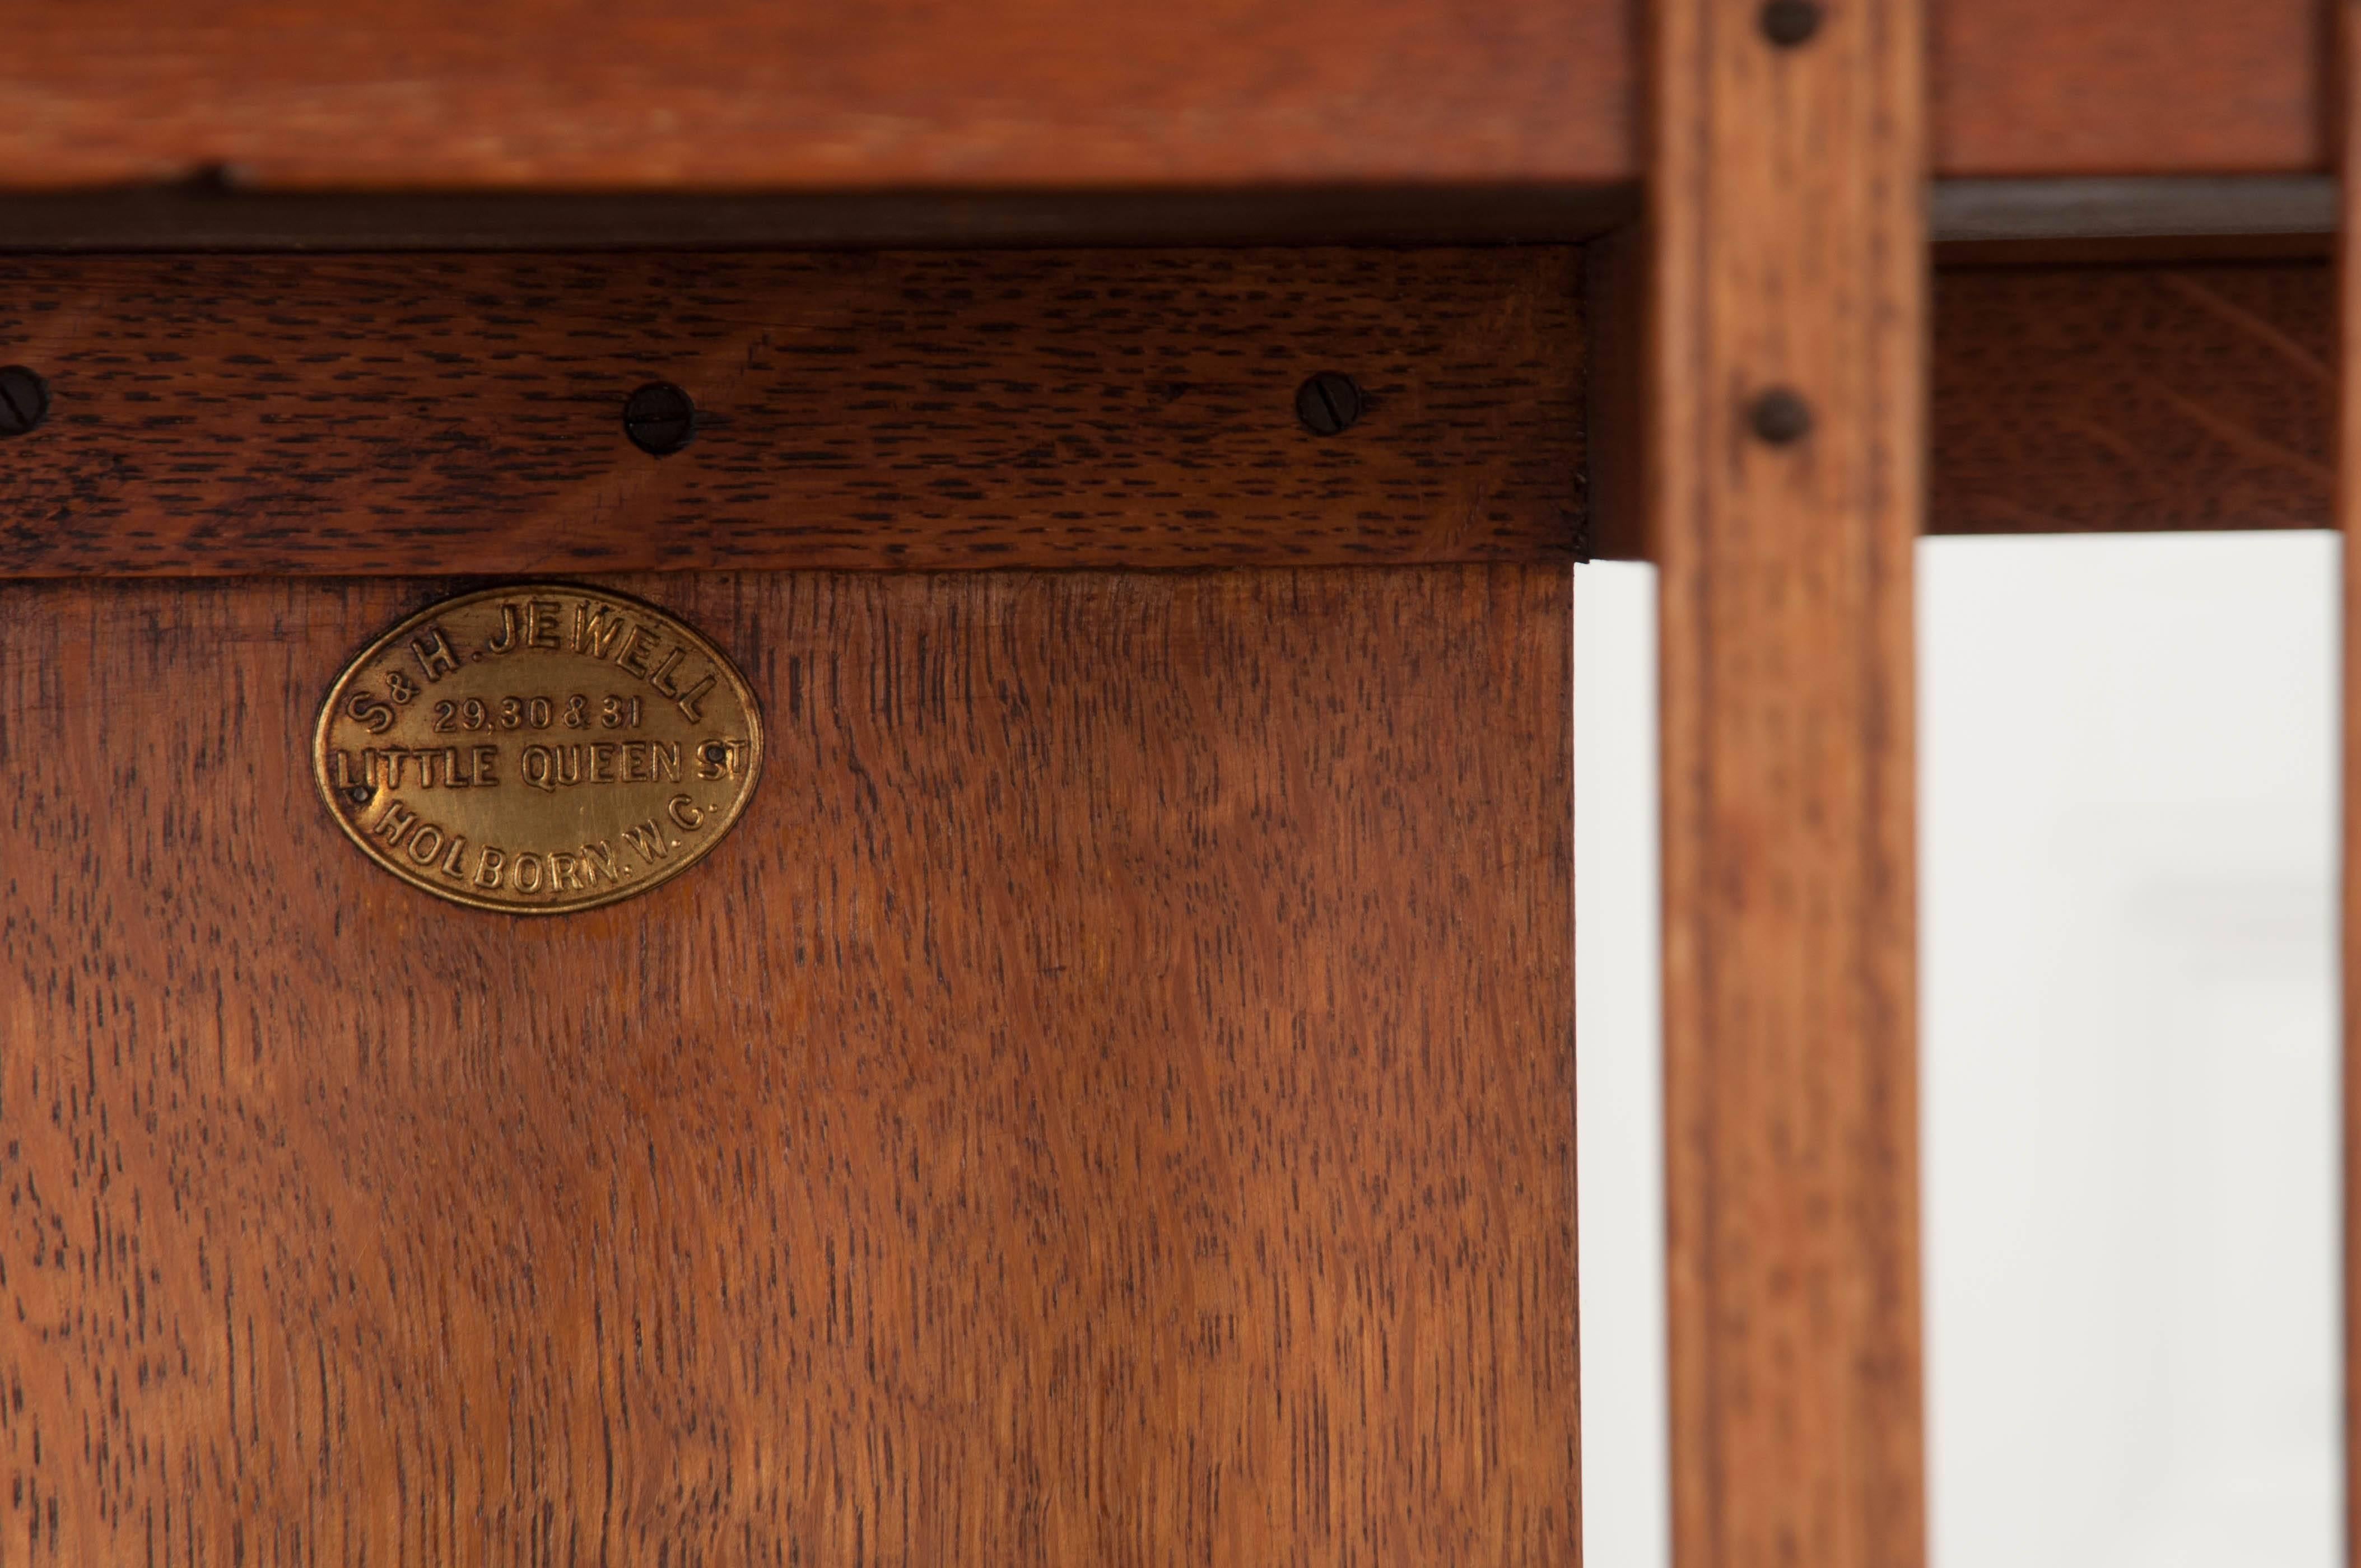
<box><xmin>0</xmin><ymin>0</ymin><xmax>1634</xmax><ymax>189</ymax></box>
<box><xmin>0</xmin><ymin>0</ymin><xmax>2329</xmax><ymax>193</ymax></box>
<box><xmin>1934</xmin><ymin>0</ymin><xmax>2326</xmax><ymax>176</ymax></box>
<box><xmin>1582</xmin><ymin>233</ymin><xmax>1647</xmax><ymax>565</ymax></box>
<box><xmin>0</xmin><ymin>251</ymin><xmax>1582</xmax><ymax>578</ymax></box>
<box><xmin>0</xmin><ymin>565</ymin><xmax>1577</xmax><ymax>1564</ymax></box>
<box><xmin>13</xmin><ymin>244</ymin><xmax>2341</xmax><ymax>582</ymax></box>
<box><xmin>1649</xmin><ymin>1</ymin><xmax>1926</xmax><ymax>1567</ymax></box>
<box><xmin>1933</xmin><ymin>262</ymin><xmax>2333</xmax><ymax>536</ymax></box>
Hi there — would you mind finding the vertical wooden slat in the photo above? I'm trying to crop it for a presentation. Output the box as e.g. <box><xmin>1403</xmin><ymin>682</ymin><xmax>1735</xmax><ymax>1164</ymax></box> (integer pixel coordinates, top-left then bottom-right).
<box><xmin>1651</xmin><ymin>0</ymin><xmax>1928</xmax><ymax>1564</ymax></box>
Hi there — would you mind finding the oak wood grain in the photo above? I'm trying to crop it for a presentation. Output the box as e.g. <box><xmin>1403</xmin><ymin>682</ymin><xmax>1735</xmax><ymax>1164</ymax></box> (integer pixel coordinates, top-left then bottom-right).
<box><xmin>0</xmin><ymin>0</ymin><xmax>2326</xmax><ymax>192</ymax></box>
<box><xmin>0</xmin><ymin>564</ymin><xmax>1577</xmax><ymax>1564</ymax></box>
<box><xmin>1649</xmin><ymin>2</ymin><xmax>1926</xmax><ymax>1567</ymax></box>
<box><xmin>0</xmin><ymin>250</ymin><xmax>1583</xmax><ymax>578</ymax></box>
<box><xmin>1932</xmin><ymin>262</ymin><xmax>2334</xmax><ymax>536</ymax></box>
<box><xmin>1582</xmin><ymin>232</ymin><xmax>1646</xmax><ymax>564</ymax></box>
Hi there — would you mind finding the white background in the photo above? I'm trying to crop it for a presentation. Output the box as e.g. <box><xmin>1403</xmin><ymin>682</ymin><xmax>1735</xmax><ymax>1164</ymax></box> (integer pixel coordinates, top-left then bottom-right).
<box><xmin>1573</xmin><ymin>535</ymin><xmax>2341</xmax><ymax>1567</ymax></box>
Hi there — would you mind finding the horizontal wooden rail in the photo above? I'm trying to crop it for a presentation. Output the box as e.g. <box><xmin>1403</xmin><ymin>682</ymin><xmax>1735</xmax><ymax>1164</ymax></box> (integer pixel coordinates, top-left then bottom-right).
<box><xmin>3</xmin><ymin>250</ymin><xmax>2334</xmax><ymax>576</ymax></box>
<box><xmin>0</xmin><ymin>0</ymin><xmax>2332</xmax><ymax>193</ymax></box>
<box><xmin>1597</xmin><ymin>258</ymin><xmax>2336</xmax><ymax>557</ymax></box>
<box><xmin>1931</xmin><ymin>262</ymin><xmax>2333</xmax><ymax>537</ymax></box>
<box><xmin>0</xmin><ymin>250</ymin><xmax>1583</xmax><ymax>578</ymax></box>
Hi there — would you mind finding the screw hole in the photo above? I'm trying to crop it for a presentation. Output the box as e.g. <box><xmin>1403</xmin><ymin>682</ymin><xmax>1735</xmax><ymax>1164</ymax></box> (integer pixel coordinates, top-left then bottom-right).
<box><xmin>344</xmin><ymin>786</ymin><xmax>374</xmax><ymax>808</ymax></box>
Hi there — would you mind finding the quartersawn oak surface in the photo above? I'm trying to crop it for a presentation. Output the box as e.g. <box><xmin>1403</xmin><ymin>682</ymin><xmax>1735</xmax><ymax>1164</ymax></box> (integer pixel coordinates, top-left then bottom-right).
<box><xmin>0</xmin><ymin>566</ymin><xmax>1578</xmax><ymax>1564</ymax></box>
<box><xmin>6</xmin><ymin>248</ymin><xmax>2343</xmax><ymax>577</ymax></box>
<box><xmin>1933</xmin><ymin>262</ymin><xmax>2333</xmax><ymax>536</ymax></box>
<box><xmin>0</xmin><ymin>250</ymin><xmax>1584</xmax><ymax>580</ymax></box>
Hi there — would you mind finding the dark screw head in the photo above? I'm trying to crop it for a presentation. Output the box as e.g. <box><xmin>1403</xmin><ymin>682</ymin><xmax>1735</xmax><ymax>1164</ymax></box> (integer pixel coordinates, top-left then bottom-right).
<box><xmin>1295</xmin><ymin>372</ymin><xmax>1365</xmax><ymax>437</ymax></box>
<box><xmin>623</xmin><ymin>381</ymin><xmax>696</xmax><ymax>456</ymax></box>
<box><xmin>1747</xmin><ymin>386</ymin><xmax>1814</xmax><ymax>446</ymax></box>
<box><xmin>1759</xmin><ymin>0</ymin><xmax>1824</xmax><ymax>46</ymax></box>
<box><xmin>344</xmin><ymin>785</ymin><xmax>374</xmax><ymax>808</ymax></box>
<box><xmin>0</xmin><ymin>366</ymin><xmax>50</xmax><ymax>438</ymax></box>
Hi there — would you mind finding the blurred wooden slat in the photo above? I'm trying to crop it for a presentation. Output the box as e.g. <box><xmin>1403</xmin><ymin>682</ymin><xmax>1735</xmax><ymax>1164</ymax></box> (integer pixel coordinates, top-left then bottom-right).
<box><xmin>1650</xmin><ymin>5</ymin><xmax>1926</xmax><ymax>1568</ymax></box>
<box><xmin>1933</xmin><ymin>0</ymin><xmax>2327</xmax><ymax>176</ymax></box>
<box><xmin>0</xmin><ymin>0</ymin><xmax>1633</xmax><ymax>190</ymax></box>
<box><xmin>0</xmin><ymin>564</ymin><xmax>1578</xmax><ymax>1564</ymax></box>
<box><xmin>0</xmin><ymin>0</ymin><xmax>2329</xmax><ymax>194</ymax></box>
<box><xmin>1931</xmin><ymin>263</ymin><xmax>2334</xmax><ymax>536</ymax></box>
<box><xmin>0</xmin><ymin>249</ymin><xmax>1582</xmax><ymax>578</ymax></box>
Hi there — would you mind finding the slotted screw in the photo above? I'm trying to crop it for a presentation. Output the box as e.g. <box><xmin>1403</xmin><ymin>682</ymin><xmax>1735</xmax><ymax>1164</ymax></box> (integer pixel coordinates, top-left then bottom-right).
<box><xmin>0</xmin><ymin>366</ymin><xmax>49</xmax><ymax>437</ymax></box>
<box><xmin>624</xmin><ymin>381</ymin><xmax>697</xmax><ymax>456</ymax></box>
<box><xmin>1295</xmin><ymin>372</ymin><xmax>1365</xmax><ymax>437</ymax></box>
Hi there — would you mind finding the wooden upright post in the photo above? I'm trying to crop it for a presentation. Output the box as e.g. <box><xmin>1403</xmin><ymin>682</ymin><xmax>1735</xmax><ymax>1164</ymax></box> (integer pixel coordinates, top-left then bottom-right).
<box><xmin>1650</xmin><ymin>0</ymin><xmax>1929</xmax><ymax>1563</ymax></box>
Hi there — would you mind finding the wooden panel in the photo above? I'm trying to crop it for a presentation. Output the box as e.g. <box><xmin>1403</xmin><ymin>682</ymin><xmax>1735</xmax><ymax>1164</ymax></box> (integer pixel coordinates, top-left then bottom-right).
<box><xmin>0</xmin><ymin>250</ymin><xmax>1583</xmax><ymax>578</ymax></box>
<box><xmin>1931</xmin><ymin>262</ymin><xmax>2334</xmax><ymax>536</ymax></box>
<box><xmin>0</xmin><ymin>0</ymin><xmax>2331</xmax><ymax>192</ymax></box>
<box><xmin>1934</xmin><ymin>0</ymin><xmax>2326</xmax><ymax>176</ymax></box>
<box><xmin>0</xmin><ymin>1</ymin><xmax>1634</xmax><ymax>189</ymax></box>
<box><xmin>0</xmin><ymin>564</ymin><xmax>1577</xmax><ymax>1564</ymax></box>
<box><xmin>1583</xmin><ymin>232</ymin><xmax>1647</xmax><ymax>564</ymax></box>
<box><xmin>1650</xmin><ymin>2</ymin><xmax>1925</xmax><ymax>1568</ymax></box>
<box><xmin>8</xmin><ymin>246</ymin><xmax>2340</xmax><ymax>576</ymax></box>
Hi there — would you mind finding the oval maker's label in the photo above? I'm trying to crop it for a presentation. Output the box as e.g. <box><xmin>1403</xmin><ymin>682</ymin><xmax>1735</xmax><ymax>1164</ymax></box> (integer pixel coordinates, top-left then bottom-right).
<box><xmin>313</xmin><ymin>585</ymin><xmax>763</xmax><ymax>914</ymax></box>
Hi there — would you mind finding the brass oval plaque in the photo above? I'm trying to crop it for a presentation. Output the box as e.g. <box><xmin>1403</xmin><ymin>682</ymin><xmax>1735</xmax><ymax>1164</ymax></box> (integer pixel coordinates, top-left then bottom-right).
<box><xmin>313</xmin><ymin>585</ymin><xmax>762</xmax><ymax>914</ymax></box>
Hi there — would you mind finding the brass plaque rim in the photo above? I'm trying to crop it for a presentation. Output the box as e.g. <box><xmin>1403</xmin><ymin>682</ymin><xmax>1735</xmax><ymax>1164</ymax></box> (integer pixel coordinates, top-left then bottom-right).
<box><xmin>311</xmin><ymin>582</ymin><xmax>765</xmax><ymax>916</ymax></box>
